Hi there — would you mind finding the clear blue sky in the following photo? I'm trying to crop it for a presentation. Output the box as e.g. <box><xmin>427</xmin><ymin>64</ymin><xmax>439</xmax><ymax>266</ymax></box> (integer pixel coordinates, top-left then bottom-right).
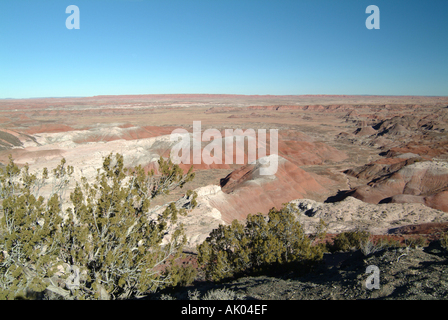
<box><xmin>1</xmin><ymin>0</ymin><xmax>447</xmax><ymax>99</ymax></box>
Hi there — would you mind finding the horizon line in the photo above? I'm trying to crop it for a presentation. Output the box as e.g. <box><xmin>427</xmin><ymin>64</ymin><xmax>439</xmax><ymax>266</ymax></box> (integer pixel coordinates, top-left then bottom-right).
<box><xmin>1</xmin><ymin>93</ymin><xmax>448</xmax><ymax>100</ymax></box>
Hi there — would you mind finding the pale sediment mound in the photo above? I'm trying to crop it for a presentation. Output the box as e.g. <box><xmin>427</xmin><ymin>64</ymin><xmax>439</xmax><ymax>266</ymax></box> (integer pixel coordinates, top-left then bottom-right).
<box><xmin>0</xmin><ymin>130</ymin><xmax>177</xmax><ymax>187</ymax></box>
<box><xmin>72</xmin><ymin>125</ymin><xmax>178</xmax><ymax>143</ymax></box>
<box><xmin>289</xmin><ymin>196</ymin><xmax>448</xmax><ymax>235</ymax></box>
<box><xmin>150</xmin><ymin>185</ymin><xmax>226</xmax><ymax>249</ymax></box>
<box><xmin>25</xmin><ymin>125</ymin><xmax>176</xmax><ymax>145</ymax></box>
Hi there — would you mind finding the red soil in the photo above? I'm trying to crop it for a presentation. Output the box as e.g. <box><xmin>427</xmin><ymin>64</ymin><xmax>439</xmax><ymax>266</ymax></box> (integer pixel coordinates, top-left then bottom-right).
<box><xmin>210</xmin><ymin>157</ymin><xmax>329</xmax><ymax>224</ymax></box>
<box><xmin>26</xmin><ymin>124</ymin><xmax>75</xmax><ymax>134</ymax></box>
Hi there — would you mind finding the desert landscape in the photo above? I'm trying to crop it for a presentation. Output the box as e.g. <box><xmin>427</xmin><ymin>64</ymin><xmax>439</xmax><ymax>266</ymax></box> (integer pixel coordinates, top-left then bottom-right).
<box><xmin>2</xmin><ymin>94</ymin><xmax>448</xmax><ymax>246</ymax></box>
<box><xmin>2</xmin><ymin>93</ymin><xmax>448</xmax><ymax>300</ymax></box>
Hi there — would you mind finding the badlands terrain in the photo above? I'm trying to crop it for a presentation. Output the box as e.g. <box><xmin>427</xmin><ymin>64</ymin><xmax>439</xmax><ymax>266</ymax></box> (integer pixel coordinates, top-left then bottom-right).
<box><xmin>1</xmin><ymin>93</ymin><xmax>448</xmax><ymax>251</ymax></box>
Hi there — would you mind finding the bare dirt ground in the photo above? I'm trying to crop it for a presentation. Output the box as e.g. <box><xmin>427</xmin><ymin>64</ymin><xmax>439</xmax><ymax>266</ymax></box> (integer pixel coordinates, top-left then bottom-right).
<box><xmin>149</xmin><ymin>243</ymin><xmax>448</xmax><ymax>300</ymax></box>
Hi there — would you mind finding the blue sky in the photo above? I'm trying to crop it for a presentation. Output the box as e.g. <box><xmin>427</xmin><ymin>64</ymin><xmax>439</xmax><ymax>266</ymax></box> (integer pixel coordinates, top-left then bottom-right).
<box><xmin>1</xmin><ymin>0</ymin><xmax>447</xmax><ymax>98</ymax></box>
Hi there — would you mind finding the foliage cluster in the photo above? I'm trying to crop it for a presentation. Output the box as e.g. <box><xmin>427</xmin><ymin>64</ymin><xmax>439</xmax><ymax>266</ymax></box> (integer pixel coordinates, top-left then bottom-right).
<box><xmin>441</xmin><ymin>232</ymin><xmax>448</xmax><ymax>251</ymax></box>
<box><xmin>404</xmin><ymin>236</ymin><xmax>428</xmax><ymax>249</ymax></box>
<box><xmin>197</xmin><ymin>205</ymin><xmax>327</xmax><ymax>282</ymax></box>
<box><xmin>329</xmin><ymin>230</ymin><xmax>371</xmax><ymax>253</ymax></box>
<box><xmin>329</xmin><ymin>230</ymin><xmax>407</xmax><ymax>255</ymax></box>
<box><xmin>0</xmin><ymin>153</ymin><xmax>195</xmax><ymax>300</ymax></box>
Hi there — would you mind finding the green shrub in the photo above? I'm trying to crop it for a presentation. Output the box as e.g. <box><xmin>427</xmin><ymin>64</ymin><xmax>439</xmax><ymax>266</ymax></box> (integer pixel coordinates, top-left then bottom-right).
<box><xmin>376</xmin><ymin>237</ymin><xmax>401</xmax><ymax>249</ymax></box>
<box><xmin>0</xmin><ymin>153</ymin><xmax>195</xmax><ymax>300</ymax></box>
<box><xmin>404</xmin><ymin>236</ymin><xmax>428</xmax><ymax>249</ymax></box>
<box><xmin>197</xmin><ymin>206</ymin><xmax>326</xmax><ymax>282</ymax></box>
<box><xmin>331</xmin><ymin>232</ymin><xmax>404</xmax><ymax>254</ymax></box>
<box><xmin>185</xmin><ymin>190</ymin><xmax>198</xmax><ymax>209</ymax></box>
<box><xmin>441</xmin><ymin>232</ymin><xmax>448</xmax><ymax>251</ymax></box>
<box><xmin>330</xmin><ymin>230</ymin><xmax>371</xmax><ymax>252</ymax></box>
